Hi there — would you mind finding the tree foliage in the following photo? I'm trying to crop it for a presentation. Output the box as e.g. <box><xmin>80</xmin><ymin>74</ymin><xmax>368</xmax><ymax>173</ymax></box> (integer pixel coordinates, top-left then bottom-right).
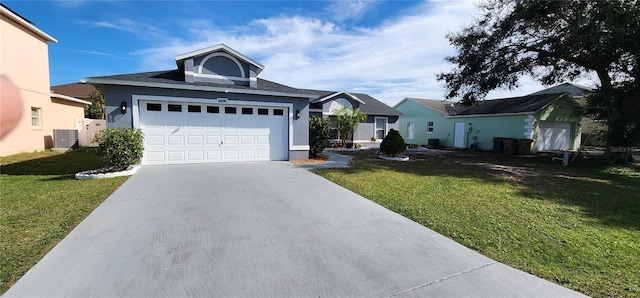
<box><xmin>437</xmin><ymin>0</ymin><xmax>639</xmax><ymax>162</ymax></box>
<box><xmin>309</xmin><ymin>116</ymin><xmax>331</xmax><ymax>157</ymax></box>
<box><xmin>380</xmin><ymin>129</ymin><xmax>407</xmax><ymax>157</ymax></box>
<box><xmin>85</xmin><ymin>91</ymin><xmax>105</xmax><ymax>119</ymax></box>
<box><xmin>334</xmin><ymin>107</ymin><xmax>367</xmax><ymax>146</ymax></box>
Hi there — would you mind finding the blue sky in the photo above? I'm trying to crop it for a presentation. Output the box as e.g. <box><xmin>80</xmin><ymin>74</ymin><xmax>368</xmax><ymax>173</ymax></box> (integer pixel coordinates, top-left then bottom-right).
<box><xmin>5</xmin><ymin>0</ymin><xmax>565</xmax><ymax>106</ymax></box>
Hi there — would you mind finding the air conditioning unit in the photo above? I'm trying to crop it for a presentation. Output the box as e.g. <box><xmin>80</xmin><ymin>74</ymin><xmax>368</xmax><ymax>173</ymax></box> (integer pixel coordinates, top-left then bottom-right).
<box><xmin>53</xmin><ymin>129</ymin><xmax>79</xmax><ymax>150</ymax></box>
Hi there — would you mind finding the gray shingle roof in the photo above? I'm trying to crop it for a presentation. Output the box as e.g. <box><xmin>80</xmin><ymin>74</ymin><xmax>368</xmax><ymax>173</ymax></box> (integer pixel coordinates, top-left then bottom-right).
<box><xmin>407</xmin><ymin>93</ymin><xmax>569</xmax><ymax>116</ymax></box>
<box><xmin>86</xmin><ymin>70</ymin><xmax>401</xmax><ymax>116</ymax></box>
<box><xmin>528</xmin><ymin>83</ymin><xmax>593</xmax><ymax>98</ymax></box>
<box><xmin>86</xmin><ymin>70</ymin><xmax>305</xmax><ymax>95</ymax></box>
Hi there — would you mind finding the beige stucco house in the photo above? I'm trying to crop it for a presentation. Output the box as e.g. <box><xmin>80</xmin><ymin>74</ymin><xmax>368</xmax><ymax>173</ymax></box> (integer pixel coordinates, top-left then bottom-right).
<box><xmin>0</xmin><ymin>4</ymin><xmax>90</xmax><ymax>156</ymax></box>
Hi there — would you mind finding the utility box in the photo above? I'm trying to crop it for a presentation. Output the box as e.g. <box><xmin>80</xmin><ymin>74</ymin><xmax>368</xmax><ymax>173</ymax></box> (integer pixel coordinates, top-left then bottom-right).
<box><xmin>53</xmin><ymin>129</ymin><xmax>79</xmax><ymax>151</ymax></box>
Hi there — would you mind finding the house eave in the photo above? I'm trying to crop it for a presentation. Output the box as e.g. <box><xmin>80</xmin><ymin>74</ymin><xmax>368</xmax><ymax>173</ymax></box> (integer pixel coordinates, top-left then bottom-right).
<box><xmin>1</xmin><ymin>5</ymin><xmax>57</xmax><ymax>43</ymax></box>
<box><xmin>82</xmin><ymin>78</ymin><xmax>317</xmax><ymax>99</ymax></box>
<box><xmin>50</xmin><ymin>92</ymin><xmax>92</xmax><ymax>105</ymax></box>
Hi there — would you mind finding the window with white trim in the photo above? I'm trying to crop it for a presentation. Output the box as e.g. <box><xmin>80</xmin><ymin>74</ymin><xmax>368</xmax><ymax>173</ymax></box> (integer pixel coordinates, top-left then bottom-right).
<box><xmin>427</xmin><ymin>121</ymin><xmax>434</xmax><ymax>133</ymax></box>
<box><xmin>375</xmin><ymin>118</ymin><xmax>387</xmax><ymax>139</ymax></box>
<box><xmin>407</xmin><ymin>122</ymin><xmax>415</xmax><ymax>140</ymax></box>
<box><xmin>31</xmin><ymin>107</ymin><xmax>41</xmax><ymax>128</ymax></box>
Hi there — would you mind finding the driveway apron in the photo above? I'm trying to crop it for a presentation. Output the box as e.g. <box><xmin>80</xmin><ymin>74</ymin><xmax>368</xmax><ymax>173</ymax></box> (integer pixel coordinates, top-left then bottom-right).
<box><xmin>5</xmin><ymin>162</ymin><xmax>585</xmax><ymax>297</ymax></box>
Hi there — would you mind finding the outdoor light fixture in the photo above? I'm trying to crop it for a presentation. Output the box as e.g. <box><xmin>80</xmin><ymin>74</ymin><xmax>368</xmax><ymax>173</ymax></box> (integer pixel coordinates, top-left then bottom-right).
<box><xmin>120</xmin><ymin>102</ymin><xmax>127</xmax><ymax>114</ymax></box>
<box><xmin>295</xmin><ymin>110</ymin><xmax>301</xmax><ymax>119</ymax></box>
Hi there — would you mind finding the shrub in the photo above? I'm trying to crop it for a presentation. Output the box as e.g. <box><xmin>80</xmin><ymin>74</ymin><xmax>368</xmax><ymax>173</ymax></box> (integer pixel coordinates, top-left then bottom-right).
<box><xmin>309</xmin><ymin>116</ymin><xmax>331</xmax><ymax>157</ymax></box>
<box><xmin>94</xmin><ymin>128</ymin><xmax>144</xmax><ymax>169</ymax></box>
<box><xmin>380</xmin><ymin>129</ymin><xmax>407</xmax><ymax>157</ymax></box>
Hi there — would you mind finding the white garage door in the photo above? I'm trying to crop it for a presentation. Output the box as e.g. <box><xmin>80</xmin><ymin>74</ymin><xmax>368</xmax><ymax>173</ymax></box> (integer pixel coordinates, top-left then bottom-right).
<box><xmin>139</xmin><ymin>101</ymin><xmax>288</xmax><ymax>165</ymax></box>
<box><xmin>536</xmin><ymin>121</ymin><xmax>571</xmax><ymax>152</ymax></box>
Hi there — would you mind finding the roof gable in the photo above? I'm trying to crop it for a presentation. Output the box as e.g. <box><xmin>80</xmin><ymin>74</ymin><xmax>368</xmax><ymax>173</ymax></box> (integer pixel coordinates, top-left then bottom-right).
<box><xmin>174</xmin><ymin>44</ymin><xmax>264</xmax><ymax>88</ymax></box>
<box><xmin>312</xmin><ymin>90</ymin><xmax>365</xmax><ymax>104</ymax></box>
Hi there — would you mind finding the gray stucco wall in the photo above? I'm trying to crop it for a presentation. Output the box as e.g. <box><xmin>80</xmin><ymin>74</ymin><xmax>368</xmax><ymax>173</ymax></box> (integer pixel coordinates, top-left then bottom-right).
<box><xmin>354</xmin><ymin>116</ymin><xmax>399</xmax><ymax>142</ymax></box>
<box><xmin>101</xmin><ymin>84</ymin><xmax>310</xmax><ymax>158</ymax></box>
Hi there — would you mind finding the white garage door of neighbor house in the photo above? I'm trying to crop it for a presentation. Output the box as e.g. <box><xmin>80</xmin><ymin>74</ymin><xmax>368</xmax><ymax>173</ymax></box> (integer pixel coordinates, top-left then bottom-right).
<box><xmin>139</xmin><ymin>101</ymin><xmax>289</xmax><ymax>165</ymax></box>
<box><xmin>536</xmin><ymin>121</ymin><xmax>571</xmax><ymax>152</ymax></box>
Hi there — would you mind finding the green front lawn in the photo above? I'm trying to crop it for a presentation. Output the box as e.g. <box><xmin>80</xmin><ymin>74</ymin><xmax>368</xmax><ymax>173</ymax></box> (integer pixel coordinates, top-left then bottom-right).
<box><xmin>0</xmin><ymin>149</ymin><xmax>128</xmax><ymax>293</ymax></box>
<box><xmin>315</xmin><ymin>150</ymin><xmax>640</xmax><ymax>297</ymax></box>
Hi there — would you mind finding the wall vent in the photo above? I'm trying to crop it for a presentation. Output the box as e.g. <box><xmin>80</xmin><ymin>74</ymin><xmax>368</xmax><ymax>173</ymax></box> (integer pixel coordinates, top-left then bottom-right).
<box><xmin>53</xmin><ymin>129</ymin><xmax>79</xmax><ymax>150</ymax></box>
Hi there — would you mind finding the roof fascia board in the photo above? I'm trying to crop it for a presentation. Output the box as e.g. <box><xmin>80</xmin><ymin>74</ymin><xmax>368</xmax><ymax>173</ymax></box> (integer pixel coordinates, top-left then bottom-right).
<box><xmin>50</xmin><ymin>92</ymin><xmax>92</xmax><ymax>105</ymax></box>
<box><xmin>447</xmin><ymin>111</ymin><xmax>535</xmax><ymax>118</ymax></box>
<box><xmin>174</xmin><ymin>44</ymin><xmax>265</xmax><ymax>70</ymax></box>
<box><xmin>313</xmin><ymin>90</ymin><xmax>365</xmax><ymax>104</ymax></box>
<box><xmin>1</xmin><ymin>6</ymin><xmax>57</xmax><ymax>42</ymax></box>
<box><xmin>83</xmin><ymin>78</ymin><xmax>317</xmax><ymax>99</ymax></box>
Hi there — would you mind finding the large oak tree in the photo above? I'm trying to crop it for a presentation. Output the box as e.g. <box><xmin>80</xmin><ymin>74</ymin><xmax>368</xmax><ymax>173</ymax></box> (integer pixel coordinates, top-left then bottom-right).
<box><xmin>438</xmin><ymin>0</ymin><xmax>639</xmax><ymax>162</ymax></box>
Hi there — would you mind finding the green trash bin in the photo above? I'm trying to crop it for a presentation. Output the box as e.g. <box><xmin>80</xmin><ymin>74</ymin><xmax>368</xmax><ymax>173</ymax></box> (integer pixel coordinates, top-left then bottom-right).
<box><xmin>493</xmin><ymin>137</ymin><xmax>504</xmax><ymax>154</ymax></box>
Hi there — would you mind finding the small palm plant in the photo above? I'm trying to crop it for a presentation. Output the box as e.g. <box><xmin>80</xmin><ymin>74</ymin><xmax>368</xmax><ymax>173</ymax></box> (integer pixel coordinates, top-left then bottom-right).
<box><xmin>334</xmin><ymin>107</ymin><xmax>367</xmax><ymax>147</ymax></box>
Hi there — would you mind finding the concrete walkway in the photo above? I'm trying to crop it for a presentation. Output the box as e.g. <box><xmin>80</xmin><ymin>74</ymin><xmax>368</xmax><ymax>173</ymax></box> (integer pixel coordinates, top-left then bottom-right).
<box><xmin>5</xmin><ymin>162</ymin><xmax>585</xmax><ymax>297</ymax></box>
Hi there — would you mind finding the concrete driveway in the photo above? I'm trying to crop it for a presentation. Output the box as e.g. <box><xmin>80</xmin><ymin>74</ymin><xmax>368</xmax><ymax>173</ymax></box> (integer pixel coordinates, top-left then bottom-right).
<box><xmin>5</xmin><ymin>162</ymin><xmax>585</xmax><ymax>297</ymax></box>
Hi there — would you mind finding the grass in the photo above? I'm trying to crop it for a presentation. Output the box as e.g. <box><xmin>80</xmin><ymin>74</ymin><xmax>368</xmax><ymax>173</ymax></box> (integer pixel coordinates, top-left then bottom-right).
<box><xmin>0</xmin><ymin>149</ymin><xmax>128</xmax><ymax>294</ymax></box>
<box><xmin>314</xmin><ymin>150</ymin><xmax>640</xmax><ymax>297</ymax></box>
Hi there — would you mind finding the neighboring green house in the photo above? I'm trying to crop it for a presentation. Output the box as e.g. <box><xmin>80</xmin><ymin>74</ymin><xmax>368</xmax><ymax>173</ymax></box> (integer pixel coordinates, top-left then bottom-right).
<box><xmin>394</xmin><ymin>92</ymin><xmax>583</xmax><ymax>153</ymax></box>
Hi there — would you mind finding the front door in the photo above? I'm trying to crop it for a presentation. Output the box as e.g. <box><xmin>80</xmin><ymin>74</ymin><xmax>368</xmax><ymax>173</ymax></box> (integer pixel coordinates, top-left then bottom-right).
<box><xmin>454</xmin><ymin>122</ymin><xmax>465</xmax><ymax>148</ymax></box>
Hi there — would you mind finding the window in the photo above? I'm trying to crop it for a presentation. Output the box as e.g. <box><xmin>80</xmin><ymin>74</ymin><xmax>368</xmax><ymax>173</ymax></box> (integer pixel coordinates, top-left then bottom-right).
<box><xmin>188</xmin><ymin>105</ymin><xmax>201</xmax><ymax>113</ymax></box>
<box><xmin>168</xmin><ymin>104</ymin><xmax>182</xmax><ymax>112</ymax></box>
<box><xmin>375</xmin><ymin>118</ymin><xmax>387</xmax><ymax>139</ymax></box>
<box><xmin>407</xmin><ymin>122</ymin><xmax>415</xmax><ymax>140</ymax></box>
<box><xmin>146</xmin><ymin>103</ymin><xmax>161</xmax><ymax>111</ymax></box>
<box><xmin>207</xmin><ymin>106</ymin><xmax>219</xmax><ymax>113</ymax></box>
<box><xmin>427</xmin><ymin>121</ymin><xmax>434</xmax><ymax>133</ymax></box>
<box><xmin>257</xmin><ymin>108</ymin><xmax>268</xmax><ymax>115</ymax></box>
<box><xmin>31</xmin><ymin>107</ymin><xmax>41</xmax><ymax>127</ymax></box>
<box><xmin>273</xmin><ymin>109</ymin><xmax>284</xmax><ymax>116</ymax></box>
<box><xmin>242</xmin><ymin>107</ymin><xmax>253</xmax><ymax>115</ymax></box>
<box><xmin>225</xmin><ymin>107</ymin><xmax>237</xmax><ymax>114</ymax></box>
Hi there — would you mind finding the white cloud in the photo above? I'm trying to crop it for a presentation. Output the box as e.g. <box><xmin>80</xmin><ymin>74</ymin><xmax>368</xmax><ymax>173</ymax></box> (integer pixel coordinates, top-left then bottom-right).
<box><xmin>325</xmin><ymin>0</ymin><xmax>376</xmax><ymax>22</ymax></box>
<box><xmin>130</xmin><ymin>0</ymin><xmax>594</xmax><ymax>107</ymax></box>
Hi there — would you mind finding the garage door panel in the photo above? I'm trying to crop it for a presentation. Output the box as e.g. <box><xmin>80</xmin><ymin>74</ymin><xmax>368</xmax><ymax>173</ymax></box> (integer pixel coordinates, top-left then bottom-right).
<box><xmin>241</xmin><ymin>135</ymin><xmax>255</xmax><ymax>144</ymax></box>
<box><xmin>165</xmin><ymin>117</ymin><xmax>184</xmax><ymax>130</ymax></box>
<box><xmin>206</xmin><ymin>135</ymin><xmax>222</xmax><ymax>145</ymax></box>
<box><xmin>146</xmin><ymin>151</ymin><xmax>165</xmax><ymax>162</ymax></box>
<box><xmin>224</xmin><ymin>150</ymin><xmax>239</xmax><ymax>160</ymax></box>
<box><xmin>168</xmin><ymin>135</ymin><xmax>185</xmax><ymax>145</ymax></box>
<box><xmin>257</xmin><ymin>135</ymin><xmax>270</xmax><ymax>144</ymax></box>
<box><xmin>206</xmin><ymin>150</ymin><xmax>222</xmax><ymax>160</ymax></box>
<box><xmin>167</xmin><ymin>151</ymin><xmax>185</xmax><ymax>162</ymax></box>
<box><xmin>241</xmin><ymin>150</ymin><xmax>256</xmax><ymax>159</ymax></box>
<box><xmin>186</xmin><ymin>118</ymin><xmax>204</xmax><ymax>130</ymax></box>
<box><xmin>188</xmin><ymin>151</ymin><xmax>204</xmax><ymax>161</ymax></box>
<box><xmin>224</xmin><ymin>135</ymin><xmax>239</xmax><ymax>144</ymax></box>
<box><xmin>140</xmin><ymin>101</ymin><xmax>289</xmax><ymax>165</ymax></box>
<box><xmin>146</xmin><ymin>135</ymin><xmax>164</xmax><ymax>146</ymax></box>
<box><xmin>188</xmin><ymin>135</ymin><xmax>203</xmax><ymax>145</ymax></box>
<box><xmin>537</xmin><ymin>121</ymin><xmax>571</xmax><ymax>151</ymax></box>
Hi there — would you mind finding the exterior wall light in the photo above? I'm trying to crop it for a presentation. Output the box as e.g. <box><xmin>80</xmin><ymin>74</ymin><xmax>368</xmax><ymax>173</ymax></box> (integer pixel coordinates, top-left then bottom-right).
<box><xmin>295</xmin><ymin>109</ymin><xmax>301</xmax><ymax>120</ymax></box>
<box><xmin>120</xmin><ymin>102</ymin><xmax>127</xmax><ymax>114</ymax></box>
